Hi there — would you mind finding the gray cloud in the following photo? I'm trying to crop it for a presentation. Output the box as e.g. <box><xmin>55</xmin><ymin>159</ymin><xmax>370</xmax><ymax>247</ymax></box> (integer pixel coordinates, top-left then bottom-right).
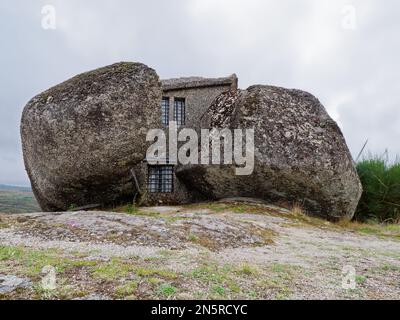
<box><xmin>1</xmin><ymin>0</ymin><xmax>399</xmax><ymax>186</ymax></box>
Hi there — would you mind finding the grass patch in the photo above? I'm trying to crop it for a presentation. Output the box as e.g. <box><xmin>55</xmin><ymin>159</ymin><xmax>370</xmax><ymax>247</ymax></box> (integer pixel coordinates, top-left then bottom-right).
<box><xmin>258</xmin><ymin>277</ymin><xmax>293</xmax><ymax>300</ymax></box>
<box><xmin>114</xmin><ymin>281</ymin><xmax>138</xmax><ymax>298</ymax></box>
<box><xmin>271</xmin><ymin>263</ymin><xmax>292</xmax><ymax>274</ymax></box>
<box><xmin>92</xmin><ymin>258</ymin><xmax>134</xmax><ymax>280</ymax></box>
<box><xmin>256</xmin><ymin>263</ymin><xmax>301</xmax><ymax>300</ymax></box>
<box><xmin>135</xmin><ymin>267</ymin><xmax>177</xmax><ymax>279</ymax></box>
<box><xmin>274</xmin><ymin>286</ymin><xmax>293</xmax><ymax>300</ymax></box>
<box><xmin>147</xmin><ymin>277</ymin><xmax>163</xmax><ymax>285</ymax></box>
<box><xmin>112</xmin><ymin>205</ymin><xmax>188</xmax><ymax>224</ymax></box>
<box><xmin>212</xmin><ymin>285</ymin><xmax>226</xmax><ymax>296</ymax></box>
<box><xmin>337</xmin><ymin>221</ymin><xmax>400</xmax><ymax>239</ymax></box>
<box><xmin>112</xmin><ymin>204</ymin><xmax>160</xmax><ymax>217</ymax></box>
<box><xmin>236</xmin><ymin>263</ymin><xmax>259</xmax><ymax>276</ymax></box>
<box><xmin>191</xmin><ymin>264</ymin><xmax>229</xmax><ymax>284</ymax></box>
<box><xmin>284</xmin><ymin>205</ymin><xmax>333</xmax><ymax>228</ymax></box>
<box><xmin>185</xmin><ymin>202</ymin><xmax>268</xmax><ymax>215</ymax></box>
<box><xmin>0</xmin><ymin>245</ymin><xmax>90</xmax><ymax>277</ymax></box>
<box><xmin>188</xmin><ymin>234</ymin><xmax>199</xmax><ymax>242</ymax></box>
<box><xmin>355</xmin><ymin>275</ymin><xmax>367</xmax><ymax>285</ymax></box>
<box><xmin>191</xmin><ymin>263</ymin><xmax>241</xmax><ymax>296</ymax></box>
<box><xmin>125</xmin><ymin>204</ymin><xmax>138</xmax><ymax>215</ymax></box>
<box><xmin>286</xmin><ymin>205</ymin><xmax>400</xmax><ymax>239</ymax></box>
<box><xmin>380</xmin><ymin>263</ymin><xmax>400</xmax><ymax>272</ymax></box>
<box><xmin>270</xmin><ymin>263</ymin><xmax>302</xmax><ymax>281</ymax></box>
<box><xmin>157</xmin><ymin>283</ymin><xmax>177</xmax><ymax>297</ymax></box>
<box><xmin>0</xmin><ymin>246</ymin><xmax>100</xmax><ymax>299</ymax></box>
<box><xmin>195</xmin><ymin>203</ymin><xmax>229</xmax><ymax>213</ymax></box>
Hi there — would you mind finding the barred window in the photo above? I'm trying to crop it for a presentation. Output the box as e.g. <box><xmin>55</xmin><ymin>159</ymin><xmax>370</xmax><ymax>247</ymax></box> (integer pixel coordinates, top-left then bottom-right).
<box><xmin>147</xmin><ymin>165</ymin><xmax>174</xmax><ymax>193</ymax></box>
<box><xmin>174</xmin><ymin>98</ymin><xmax>185</xmax><ymax>126</ymax></box>
<box><xmin>161</xmin><ymin>97</ymin><xmax>169</xmax><ymax>126</ymax></box>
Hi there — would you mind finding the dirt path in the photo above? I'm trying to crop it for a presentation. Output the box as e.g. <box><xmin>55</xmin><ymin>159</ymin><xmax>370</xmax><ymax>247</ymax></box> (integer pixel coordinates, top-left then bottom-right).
<box><xmin>0</xmin><ymin>201</ymin><xmax>399</xmax><ymax>300</ymax></box>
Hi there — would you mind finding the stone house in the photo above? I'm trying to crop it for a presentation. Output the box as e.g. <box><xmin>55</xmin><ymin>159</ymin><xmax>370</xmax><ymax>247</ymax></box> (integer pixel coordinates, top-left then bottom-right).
<box><xmin>21</xmin><ymin>62</ymin><xmax>361</xmax><ymax>219</ymax></box>
<box><xmin>134</xmin><ymin>74</ymin><xmax>238</xmax><ymax>205</ymax></box>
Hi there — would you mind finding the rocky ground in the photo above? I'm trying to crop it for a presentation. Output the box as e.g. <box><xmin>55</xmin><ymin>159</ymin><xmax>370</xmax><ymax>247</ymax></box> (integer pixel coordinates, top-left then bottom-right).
<box><xmin>0</xmin><ymin>200</ymin><xmax>399</xmax><ymax>300</ymax></box>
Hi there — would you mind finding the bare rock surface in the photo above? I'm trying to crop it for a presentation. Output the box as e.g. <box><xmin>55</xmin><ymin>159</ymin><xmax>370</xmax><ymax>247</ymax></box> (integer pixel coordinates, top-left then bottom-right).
<box><xmin>21</xmin><ymin>62</ymin><xmax>162</xmax><ymax>211</ymax></box>
<box><xmin>0</xmin><ymin>201</ymin><xmax>399</xmax><ymax>299</ymax></box>
<box><xmin>178</xmin><ymin>86</ymin><xmax>362</xmax><ymax>220</ymax></box>
<box><xmin>0</xmin><ymin>275</ymin><xmax>32</xmax><ymax>294</ymax></box>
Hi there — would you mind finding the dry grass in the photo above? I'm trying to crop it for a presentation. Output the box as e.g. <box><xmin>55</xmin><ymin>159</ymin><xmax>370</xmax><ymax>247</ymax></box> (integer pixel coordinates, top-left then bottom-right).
<box><xmin>1</xmin><ymin>200</ymin><xmax>400</xmax><ymax>300</ymax></box>
<box><xmin>337</xmin><ymin>220</ymin><xmax>400</xmax><ymax>238</ymax></box>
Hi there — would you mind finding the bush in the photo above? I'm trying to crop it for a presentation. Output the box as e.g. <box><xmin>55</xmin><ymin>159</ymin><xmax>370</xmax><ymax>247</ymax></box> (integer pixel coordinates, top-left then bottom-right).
<box><xmin>355</xmin><ymin>156</ymin><xmax>400</xmax><ymax>223</ymax></box>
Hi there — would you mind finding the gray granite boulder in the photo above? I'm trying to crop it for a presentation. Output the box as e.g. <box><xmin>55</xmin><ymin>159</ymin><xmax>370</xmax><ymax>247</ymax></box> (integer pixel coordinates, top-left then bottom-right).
<box><xmin>177</xmin><ymin>85</ymin><xmax>362</xmax><ymax>220</ymax></box>
<box><xmin>21</xmin><ymin>62</ymin><xmax>162</xmax><ymax>211</ymax></box>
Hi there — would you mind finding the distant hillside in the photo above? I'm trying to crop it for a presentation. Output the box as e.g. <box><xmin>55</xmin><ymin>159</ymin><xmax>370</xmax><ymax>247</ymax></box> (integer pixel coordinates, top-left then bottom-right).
<box><xmin>0</xmin><ymin>184</ymin><xmax>32</xmax><ymax>192</ymax></box>
<box><xmin>0</xmin><ymin>184</ymin><xmax>40</xmax><ymax>213</ymax></box>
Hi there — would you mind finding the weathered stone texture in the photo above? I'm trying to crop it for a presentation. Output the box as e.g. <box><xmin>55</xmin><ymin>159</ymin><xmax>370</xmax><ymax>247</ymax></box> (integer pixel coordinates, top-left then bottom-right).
<box><xmin>177</xmin><ymin>85</ymin><xmax>362</xmax><ymax>220</ymax></box>
<box><xmin>21</xmin><ymin>63</ymin><xmax>361</xmax><ymax>220</ymax></box>
<box><xmin>21</xmin><ymin>62</ymin><xmax>162</xmax><ymax>211</ymax></box>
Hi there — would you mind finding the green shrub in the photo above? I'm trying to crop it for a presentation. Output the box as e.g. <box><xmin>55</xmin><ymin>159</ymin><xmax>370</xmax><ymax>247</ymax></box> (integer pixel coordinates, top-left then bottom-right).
<box><xmin>355</xmin><ymin>156</ymin><xmax>400</xmax><ymax>223</ymax></box>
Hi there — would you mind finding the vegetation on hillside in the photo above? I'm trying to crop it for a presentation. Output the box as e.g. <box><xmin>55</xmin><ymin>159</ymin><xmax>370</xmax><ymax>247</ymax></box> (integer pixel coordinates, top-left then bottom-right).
<box><xmin>0</xmin><ymin>187</ymin><xmax>40</xmax><ymax>214</ymax></box>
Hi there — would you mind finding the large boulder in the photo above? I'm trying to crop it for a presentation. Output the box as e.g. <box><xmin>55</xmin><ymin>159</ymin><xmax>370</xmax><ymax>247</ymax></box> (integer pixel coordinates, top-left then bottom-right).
<box><xmin>177</xmin><ymin>85</ymin><xmax>362</xmax><ymax>220</ymax></box>
<box><xmin>21</xmin><ymin>62</ymin><xmax>162</xmax><ymax>211</ymax></box>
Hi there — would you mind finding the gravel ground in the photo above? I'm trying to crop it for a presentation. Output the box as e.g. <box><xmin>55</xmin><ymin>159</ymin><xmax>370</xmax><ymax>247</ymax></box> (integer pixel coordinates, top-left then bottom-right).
<box><xmin>0</xmin><ymin>201</ymin><xmax>399</xmax><ymax>300</ymax></box>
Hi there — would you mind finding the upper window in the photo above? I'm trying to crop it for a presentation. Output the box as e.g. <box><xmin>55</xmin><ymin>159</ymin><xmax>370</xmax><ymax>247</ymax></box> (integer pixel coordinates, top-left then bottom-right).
<box><xmin>161</xmin><ymin>97</ymin><xmax>169</xmax><ymax>126</ymax></box>
<box><xmin>147</xmin><ymin>165</ymin><xmax>174</xmax><ymax>193</ymax></box>
<box><xmin>174</xmin><ymin>98</ymin><xmax>185</xmax><ymax>126</ymax></box>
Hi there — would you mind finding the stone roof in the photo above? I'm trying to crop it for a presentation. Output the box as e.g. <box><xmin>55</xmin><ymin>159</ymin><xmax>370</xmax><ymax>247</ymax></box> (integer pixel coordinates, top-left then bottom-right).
<box><xmin>161</xmin><ymin>74</ymin><xmax>238</xmax><ymax>91</ymax></box>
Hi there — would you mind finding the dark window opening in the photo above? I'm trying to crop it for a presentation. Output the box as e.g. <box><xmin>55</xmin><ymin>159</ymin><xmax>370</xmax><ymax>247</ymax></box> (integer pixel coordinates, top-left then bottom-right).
<box><xmin>161</xmin><ymin>97</ymin><xmax>169</xmax><ymax>126</ymax></box>
<box><xmin>174</xmin><ymin>98</ymin><xmax>185</xmax><ymax>126</ymax></box>
<box><xmin>148</xmin><ymin>165</ymin><xmax>174</xmax><ymax>193</ymax></box>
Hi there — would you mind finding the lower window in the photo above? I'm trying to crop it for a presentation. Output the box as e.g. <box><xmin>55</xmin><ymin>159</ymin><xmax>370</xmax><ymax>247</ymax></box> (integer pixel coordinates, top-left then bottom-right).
<box><xmin>147</xmin><ymin>165</ymin><xmax>174</xmax><ymax>193</ymax></box>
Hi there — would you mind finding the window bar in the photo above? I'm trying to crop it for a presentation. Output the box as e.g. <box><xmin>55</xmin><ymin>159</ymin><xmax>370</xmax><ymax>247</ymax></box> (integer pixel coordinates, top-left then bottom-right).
<box><xmin>161</xmin><ymin>97</ymin><xmax>169</xmax><ymax>126</ymax></box>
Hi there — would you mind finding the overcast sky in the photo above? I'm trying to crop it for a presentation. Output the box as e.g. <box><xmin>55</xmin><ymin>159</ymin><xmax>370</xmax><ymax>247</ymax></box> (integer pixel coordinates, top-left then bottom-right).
<box><xmin>1</xmin><ymin>0</ymin><xmax>399</xmax><ymax>186</ymax></box>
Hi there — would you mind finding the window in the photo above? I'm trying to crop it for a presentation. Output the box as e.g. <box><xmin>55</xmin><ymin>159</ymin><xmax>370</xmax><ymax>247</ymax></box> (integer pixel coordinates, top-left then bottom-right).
<box><xmin>174</xmin><ymin>98</ymin><xmax>185</xmax><ymax>126</ymax></box>
<box><xmin>147</xmin><ymin>165</ymin><xmax>174</xmax><ymax>193</ymax></box>
<box><xmin>161</xmin><ymin>97</ymin><xmax>169</xmax><ymax>126</ymax></box>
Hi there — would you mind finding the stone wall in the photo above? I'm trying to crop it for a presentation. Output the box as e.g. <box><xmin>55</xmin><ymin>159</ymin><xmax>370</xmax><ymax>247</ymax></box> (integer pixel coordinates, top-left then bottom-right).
<box><xmin>131</xmin><ymin>76</ymin><xmax>238</xmax><ymax>206</ymax></box>
<box><xmin>162</xmin><ymin>85</ymin><xmax>233</xmax><ymax>129</ymax></box>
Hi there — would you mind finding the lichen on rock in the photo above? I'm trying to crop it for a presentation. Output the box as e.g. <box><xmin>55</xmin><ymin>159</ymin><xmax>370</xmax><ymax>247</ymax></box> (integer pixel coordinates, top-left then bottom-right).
<box><xmin>21</xmin><ymin>62</ymin><xmax>162</xmax><ymax>211</ymax></box>
<box><xmin>178</xmin><ymin>85</ymin><xmax>362</xmax><ymax>220</ymax></box>
<box><xmin>20</xmin><ymin>62</ymin><xmax>361</xmax><ymax>221</ymax></box>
